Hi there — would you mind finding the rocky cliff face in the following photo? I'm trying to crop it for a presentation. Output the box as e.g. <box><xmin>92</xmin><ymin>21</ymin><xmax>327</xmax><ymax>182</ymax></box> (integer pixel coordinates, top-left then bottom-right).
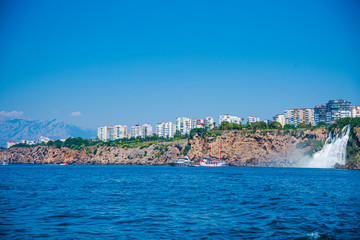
<box><xmin>345</xmin><ymin>127</ymin><xmax>360</xmax><ymax>169</ymax></box>
<box><xmin>1</xmin><ymin>141</ymin><xmax>187</xmax><ymax>165</ymax></box>
<box><xmin>1</xmin><ymin>129</ymin><xmax>332</xmax><ymax>166</ymax></box>
<box><xmin>188</xmin><ymin>129</ymin><xmax>329</xmax><ymax>166</ymax></box>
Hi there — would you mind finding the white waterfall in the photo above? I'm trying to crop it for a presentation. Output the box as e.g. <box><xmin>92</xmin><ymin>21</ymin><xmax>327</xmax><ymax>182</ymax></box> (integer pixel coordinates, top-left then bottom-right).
<box><xmin>306</xmin><ymin>125</ymin><xmax>351</xmax><ymax>168</ymax></box>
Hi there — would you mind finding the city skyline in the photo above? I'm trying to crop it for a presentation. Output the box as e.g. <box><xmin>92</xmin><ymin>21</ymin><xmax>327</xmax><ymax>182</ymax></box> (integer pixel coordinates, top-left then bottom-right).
<box><xmin>1</xmin><ymin>1</ymin><xmax>360</xmax><ymax>129</ymax></box>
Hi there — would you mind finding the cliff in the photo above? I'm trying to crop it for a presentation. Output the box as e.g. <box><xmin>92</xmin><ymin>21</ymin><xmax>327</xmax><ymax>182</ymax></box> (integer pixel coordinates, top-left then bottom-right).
<box><xmin>1</xmin><ymin>129</ymin><xmax>331</xmax><ymax>166</ymax></box>
<box><xmin>188</xmin><ymin>128</ymin><xmax>329</xmax><ymax>167</ymax></box>
<box><xmin>1</xmin><ymin>141</ymin><xmax>187</xmax><ymax>165</ymax></box>
<box><xmin>345</xmin><ymin>127</ymin><xmax>360</xmax><ymax>169</ymax></box>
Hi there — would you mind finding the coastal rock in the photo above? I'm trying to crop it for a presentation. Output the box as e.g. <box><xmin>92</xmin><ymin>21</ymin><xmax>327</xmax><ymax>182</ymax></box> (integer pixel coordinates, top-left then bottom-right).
<box><xmin>187</xmin><ymin>128</ymin><xmax>328</xmax><ymax>167</ymax></box>
<box><xmin>1</xmin><ymin>141</ymin><xmax>187</xmax><ymax>165</ymax></box>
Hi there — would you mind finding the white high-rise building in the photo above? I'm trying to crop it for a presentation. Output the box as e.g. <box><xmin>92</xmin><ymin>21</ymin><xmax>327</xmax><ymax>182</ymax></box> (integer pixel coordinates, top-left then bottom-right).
<box><xmin>176</xmin><ymin>117</ymin><xmax>192</xmax><ymax>135</ymax></box>
<box><xmin>247</xmin><ymin>116</ymin><xmax>260</xmax><ymax>124</ymax></box>
<box><xmin>157</xmin><ymin>122</ymin><xmax>176</xmax><ymax>138</ymax></box>
<box><xmin>191</xmin><ymin>118</ymin><xmax>203</xmax><ymax>129</ymax></box>
<box><xmin>219</xmin><ymin>114</ymin><xmax>242</xmax><ymax>125</ymax></box>
<box><xmin>98</xmin><ymin>125</ymin><xmax>127</xmax><ymax>141</ymax></box>
<box><xmin>284</xmin><ymin>108</ymin><xmax>314</xmax><ymax>126</ymax></box>
<box><xmin>131</xmin><ymin>125</ymin><xmax>142</xmax><ymax>138</ymax></box>
<box><xmin>204</xmin><ymin>117</ymin><xmax>214</xmax><ymax>129</ymax></box>
<box><xmin>111</xmin><ymin>125</ymin><xmax>127</xmax><ymax>139</ymax></box>
<box><xmin>351</xmin><ymin>106</ymin><xmax>360</xmax><ymax>118</ymax></box>
<box><xmin>97</xmin><ymin>126</ymin><xmax>111</xmax><ymax>141</ymax></box>
<box><xmin>142</xmin><ymin>124</ymin><xmax>153</xmax><ymax>138</ymax></box>
<box><xmin>273</xmin><ymin>114</ymin><xmax>286</xmax><ymax>127</ymax></box>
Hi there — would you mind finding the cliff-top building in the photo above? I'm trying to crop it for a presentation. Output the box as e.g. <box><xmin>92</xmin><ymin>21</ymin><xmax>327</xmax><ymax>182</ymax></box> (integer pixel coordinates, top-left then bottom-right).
<box><xmin>131</xmin><ymin>124</ymin><xmax>142</xmax><ymax>138</ymax></box>
<box><xmin>284</xmin><ymin>108</ymin><xmax>314</xmax><ymax>126</ymax></box>
<box><xmin>97</xmin><ymin>125</ymin><xmax>127</xmax><ymax>141</ymax></box>
<box><xmin>273</xmin><ymin>114</ymin><xmax>286</xmax><ymax>127</ymax></box>
<box><xmin>219</xmin><ymin>114</ymin><xmax>242</xmax><ymax>125</ymax></box>
<box><xmin>247</xmin><ymin>116</ymin><xmax>260</xmax><ymax>124</ymax></box>
<box><xmin>176</xmin><ymin>117</ymin><xmax>192</xmax><ymax>135</ymax></box>
<box><xmin>352</xmin><ymin>106</ymin><xmax>360</xmax><ymax>118</ymax></box>
<box><xmin>325</xmin><ymin>99</ymin><xmax>352</xmax><ymax>124</ymax></box>
<box><xmin>314</xmin><ymin>99</ymin><xmax>352</xmax><ymax>125</ymax></box>
<box><xmin>157</xmin><ymin>122</ymin><xmax>176</xmax><ymax>138</ymax></box>
<box><xmin>142</xmin><ymin>124</ymin><xmax>153</xmax><ymax>138</ymax></box>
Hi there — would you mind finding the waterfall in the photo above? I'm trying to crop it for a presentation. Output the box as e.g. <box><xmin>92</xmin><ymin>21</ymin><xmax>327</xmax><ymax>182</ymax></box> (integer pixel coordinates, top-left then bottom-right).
<box><xmin>306</xmin><ymin>125</ymin><xmax>351</xmax><ymax>168</ymax></box>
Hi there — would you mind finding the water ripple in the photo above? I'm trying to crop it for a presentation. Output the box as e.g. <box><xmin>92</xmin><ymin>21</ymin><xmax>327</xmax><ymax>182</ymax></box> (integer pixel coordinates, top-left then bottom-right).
<box><xmin>0</xmin><ymin>165</ymin><xmax>359</xmax><ymax>239</ymax></box>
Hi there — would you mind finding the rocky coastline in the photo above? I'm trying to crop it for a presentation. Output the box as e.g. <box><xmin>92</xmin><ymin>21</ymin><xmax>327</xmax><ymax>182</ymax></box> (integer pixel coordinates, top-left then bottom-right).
<box><xmin>4</xmin><ymin>127</ymin><xmax>359</xmax><ymax>168</ymax></box>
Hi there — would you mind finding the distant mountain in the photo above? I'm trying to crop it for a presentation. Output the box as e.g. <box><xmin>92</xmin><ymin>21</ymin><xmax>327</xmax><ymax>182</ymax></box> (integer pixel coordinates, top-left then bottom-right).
<box><xmin>0</xmin><ymin>119</ymin><xmax>96</xmax><ymax>147</ymax></box>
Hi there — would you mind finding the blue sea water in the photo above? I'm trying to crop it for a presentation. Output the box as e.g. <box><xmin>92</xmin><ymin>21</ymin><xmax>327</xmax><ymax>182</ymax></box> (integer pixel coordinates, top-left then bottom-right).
<box><xmin>0</xmin><ymin>165</ymin><xmax>359</xmax><ymax>239</ymax></box>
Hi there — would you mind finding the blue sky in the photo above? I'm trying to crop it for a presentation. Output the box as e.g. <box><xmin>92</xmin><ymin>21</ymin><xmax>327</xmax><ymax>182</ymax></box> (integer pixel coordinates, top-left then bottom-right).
<box><xmin>1</xmin><ymin>0</ymin><xmax>359</xmax><ymax>129</ymax></box>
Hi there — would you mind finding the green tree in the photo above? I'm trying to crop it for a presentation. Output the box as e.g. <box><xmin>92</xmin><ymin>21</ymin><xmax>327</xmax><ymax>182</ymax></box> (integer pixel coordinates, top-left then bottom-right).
<box><xmin>251</xmin><ymin>121</ymin><xmax>267</xmax><ymax>130</ymax></box>
<box><xmin>269</xmin><ymin>121</ymin><xmax>282</xmax><ymax>129</ymax></box>
<box><xmin>174</xmin><ymin>130</ymin><xmax>182</xmax><ymax>138</ymax></box>
<box><xmin>219</xmin><ymin>121</ymin><xmax>231</xmax><ymax>130</ymax></box>
<box><xmin>54</xmin><ymin>140</ymin><xmax>63</xmax><ymax>148</ymax></box>
<box><xmin>297</xmin><ymin>122</ymin><xmax>311</xmax><ymax>128</ymax></box>
<box><xmin>283</xmin><ymin>124</ymin><xmax>296</xmax><ymax>129</ymax></box>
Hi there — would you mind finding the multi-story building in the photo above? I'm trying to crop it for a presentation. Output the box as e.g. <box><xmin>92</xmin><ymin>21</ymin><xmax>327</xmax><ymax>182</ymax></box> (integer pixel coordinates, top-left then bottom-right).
<box><xmin>111</xmin><ymin>125</ymin><xmax>127</xmax><ymax>140</ymax></box>
<box><xmin>97</xmin><ymin>126</ymin><xmax>111</xmax><ymax>141</ymax></box>
<box><xmin>6</xmin><ymin>141</ymin><xmax>16</xmax><ymax>149</ymax></box>
<box><xmin>284</xmin><ymin>108</ymin><xmax>314</xmax><ymax>126</ymax></box>
<box><xmin>314</xmin><ymin>104</ymin><xmax>327</xmax><ymax>125</ymax></box>
<box><xmin>324</xmin><ymin>99</ymin><xmax>352</xmax><ymax>124</ymax></box>
<box><xmin>98</xmin><ymin>125</ymin><xmax>127</xmax><ymax>141</ymax></box>
<box><xmin>176</xmin><ymin>117</ymin><xmax>192</xmax><ymax>135</ymax></box>
<box><xmin>131</xmin><ymin>124</ymin><xmax>142</xmax><ymax>138</ymax></box>
<box><xmin>156</xmin><ymin>122</ymin><xmax>176</xmax><ymax>138</ymax></box>
<box><xmin>142</xmin><ymin>124</ymin><xmax>153</xmax><ymax>138</ymax></box>
<box><xmin>34</xmin><ymin>136</ymin><xmax>51</xmax><ymax>144</ymax></box>
<box><xmin>191</xmin><ymin>118</ymin><xmax>203</xmax><ymax>129</ymax></box>
<box><xmin>247</xmin><ymin>116</ymin><xmax>260</xmax><ymax>124</ymax></box>
<box><xmin>204</xmin><ymin>117</ymin><xmax>214</xmax><ymax>129</ymax></box>
<box><xmin>352</xmin><ymin>106</ymin><xmax>360</xmax><ymax>118</ymax></box>
<box><xmin>273</xmin><ymin>114</ymin><xmax>286</xmax><ymax>127</ymax></box>
<box><xmin>219</xmin><ymin>114</ymin><xmax>242</xmax><ymax>125</ymax></box>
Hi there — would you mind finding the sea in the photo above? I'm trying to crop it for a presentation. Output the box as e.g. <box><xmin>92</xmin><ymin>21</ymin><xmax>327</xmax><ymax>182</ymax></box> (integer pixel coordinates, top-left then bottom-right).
<box><xmin>0</xmin><ymin>165</ymin><xmax>359</xmax><ymax>239</ymax></box>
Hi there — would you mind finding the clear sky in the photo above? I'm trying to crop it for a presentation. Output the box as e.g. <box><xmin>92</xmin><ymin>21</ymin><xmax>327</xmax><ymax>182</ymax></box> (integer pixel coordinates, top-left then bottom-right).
<box><xmin>1</xmin><ymin>0</ymin><xmax>359</xmax><ymax>129</ymax></box>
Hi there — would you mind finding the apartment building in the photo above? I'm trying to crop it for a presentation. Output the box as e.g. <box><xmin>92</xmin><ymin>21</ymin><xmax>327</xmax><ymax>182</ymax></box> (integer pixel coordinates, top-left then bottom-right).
<box><xmin>284</xmin><ymin>108</ymin><xmax>314</xmax><ymax>126</ymax></box>
<box><xmin>314</xmin><ymin>104</ymin><xmax>327</xmax><ymax>125</ymax></box>
<box><xmin>273</xmin><ymin>114</ymin><xmax>285</xmax><ymax>127</ymax></box>
<box><xmin>325</xmin><ymin>99</ymin><xmax>352</xmax><ymax>124</ymax></box>
<box><xmin>97</xmin><ymin>125</ymin><xmax>127</xmax><ymax>141</ymax></box>
<box><xmin>352</xmin><ymin>106</ymin><xmax>360</xmax><ymax>118</ymax></box>
<box><xmin>176</xmin><ymin>117</ymin><xmax>192</xmax><ymax>135</ymax></box>
<box><xmin>142</xmin><ymin>124</ymin><xmax>153</xmax><ymax>138</ymax></box>
<box><xmin>247</xmin><ymin>116</ymin><xmax>260</xmax><ymax>124</ymax></box>
<box><xmin>219</xmin><ymin>114</ymin><xmax>242</xmax><ymax>125</ymax></box>
<box><xmin>131</xmin><ymin>125</ymin><xmax>142</xmax><ymax>138</ymax></box>
<box><xmin>157</xmin><ymin>122</ymin><xmax>176</xmax><ymax>138</ymax></box>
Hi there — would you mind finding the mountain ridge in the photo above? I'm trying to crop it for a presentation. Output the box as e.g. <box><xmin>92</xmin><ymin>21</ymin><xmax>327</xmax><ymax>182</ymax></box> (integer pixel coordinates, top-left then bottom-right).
<box><xmin>0</xmin><ymin>119</ymin><xmax>96</xmax><ymax>147</ymax></box>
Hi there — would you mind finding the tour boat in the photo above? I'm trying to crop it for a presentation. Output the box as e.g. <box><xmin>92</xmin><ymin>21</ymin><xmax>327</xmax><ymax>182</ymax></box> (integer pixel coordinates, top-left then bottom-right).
<box><xmin>200</xmin><ymin>158</ymin><xmax>227</xmax><ymax>167</ymax></box>
<box><xmin>199</xmin><ymin>142</ymin><xmax>227</xmax><ymax>167</ymax></box>
<box><xmin>2</xmin><ymin>152</ymin><xmax>8</xmax><ymax>166</ymax></box>
<box><xmin>169</xmin><ymin>156</ymin><xmax>193</xmax><ymax>167</ymax></box>
<box><xmin>60</xmin><ymin>163</ymin><xmax>68</xmax><ymax>165</ymax></box>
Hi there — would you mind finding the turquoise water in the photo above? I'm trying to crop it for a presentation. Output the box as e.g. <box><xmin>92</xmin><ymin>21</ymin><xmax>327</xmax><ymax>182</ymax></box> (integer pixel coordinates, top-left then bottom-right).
<box><xmin>1</xmin><ymin>165</ymin><xmax>359</xmax><ymax>239</ymax></box>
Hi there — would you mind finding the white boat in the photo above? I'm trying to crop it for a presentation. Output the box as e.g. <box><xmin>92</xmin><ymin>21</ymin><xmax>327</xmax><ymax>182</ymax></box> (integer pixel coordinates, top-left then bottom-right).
<box><xmin>2</xmin><ymin>152</ymin><xmax>8</xmax><ymax>165</ymax></box>
<box><xmin>200</xmin><ymin>158</ymin><xmax>227</xmax><ymax>167</ymax></box>
<box><xmin>169</xmin><ymin>156</ymin><xmax>193</xmax><ymax>167</ymax></box>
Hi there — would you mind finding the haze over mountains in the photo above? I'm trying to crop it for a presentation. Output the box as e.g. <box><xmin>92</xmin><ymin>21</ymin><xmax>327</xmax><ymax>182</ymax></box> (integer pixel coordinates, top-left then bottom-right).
<box><xmin>0</xmin><ymin>119</ymin><xmax>96</xmax><ymax>147</ymax></box>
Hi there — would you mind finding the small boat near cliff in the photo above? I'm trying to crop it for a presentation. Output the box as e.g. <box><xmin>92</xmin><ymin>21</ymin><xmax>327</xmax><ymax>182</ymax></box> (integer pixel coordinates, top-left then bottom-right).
<box><xmin>169</xmin><ymin>156</ymin><xmax>193</xmax><ymax>167</ymax></box>
<box><xmin>200</xmin><ymin>158</ymin><xmax>227</xmax><ymax>167</ymax></box>
<box><xmin>2</xmin><ymin>152</ymin><xmax>8</xmax><ymax>166</ymax></box>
